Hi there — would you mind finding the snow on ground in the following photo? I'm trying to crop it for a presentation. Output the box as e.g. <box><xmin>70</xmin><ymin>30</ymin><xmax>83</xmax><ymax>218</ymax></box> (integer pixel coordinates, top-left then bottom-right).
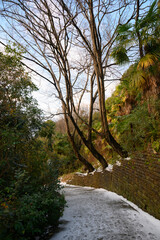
<box><xmin>50</xmin><ymin>185</ymin><xmax>160</xmax><ymax>240</ymax></box>
<box><xmin>116</xmin><ymin>161</ymin><xmax>121</xmax><ymax>166</ymax></box>
<box><xmin>105</xmin><ymin>164</ymin><xmax>113</xmax><ymax>172</ymax></box>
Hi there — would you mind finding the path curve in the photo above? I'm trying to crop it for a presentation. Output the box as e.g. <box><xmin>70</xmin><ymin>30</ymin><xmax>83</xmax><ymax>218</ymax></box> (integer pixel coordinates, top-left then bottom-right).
<box><xmin>50</xmin><ymin>185</ymin><xmax>160</xmax><ymax>240</ymax></box>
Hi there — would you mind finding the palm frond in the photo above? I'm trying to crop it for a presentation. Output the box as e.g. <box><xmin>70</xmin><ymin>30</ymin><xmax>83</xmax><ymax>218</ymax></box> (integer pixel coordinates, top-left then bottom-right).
<box><xmin>138</xmin><ymin>0</ymin><xmax>158</xmax><ymax>30</ymax></box>
<box><xmin>130</xmin><ymin>70</ymin><xmax>147</xmax><ymax>90</ymax></box>
<box><xmin>137</xmin><ymin>53</ymin><xmax>158</xmax><ymax>69</ymax></box>
<box><xmin>111</xmin><ymin>46</ymin><xmax>129</xmax><ymax>65</ymax></box>
<box><xmin>117</xmin><ymin>23</ymin><xmax>132</xmax><ymax>34</ymax></box>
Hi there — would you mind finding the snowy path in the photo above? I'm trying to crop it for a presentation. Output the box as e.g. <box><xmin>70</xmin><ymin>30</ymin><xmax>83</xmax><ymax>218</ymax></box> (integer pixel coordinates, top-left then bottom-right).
<box><xmin>50</xmin><ymin>185</ymin><xmax>160</xmax><ymax>240</ymax></box>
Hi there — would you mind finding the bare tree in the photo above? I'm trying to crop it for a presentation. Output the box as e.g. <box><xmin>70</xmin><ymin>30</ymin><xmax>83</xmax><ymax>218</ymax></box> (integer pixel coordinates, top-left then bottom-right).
<box><xmin>0</xmin><ymin>0</ymin><xmax>107</xmax><ymax>170</ymax></box>
<box><xmin>0</xmin><ymin>0</ymin><xmax>138</xmax><ymax>170</ymax></box>
<box><xmin>51</xmin><ymin>0</ymin><xmax>136</xmax><ymax>157</ymax></box>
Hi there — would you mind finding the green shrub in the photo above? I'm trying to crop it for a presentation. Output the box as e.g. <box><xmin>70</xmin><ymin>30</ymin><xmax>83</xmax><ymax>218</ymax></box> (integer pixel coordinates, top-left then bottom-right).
<box><xmin>0</xmin><ymin>49</ymin><xmax>66</xmax><ymax>240</ymax></box>
<box><xmin>0</xmin><ymin>166</ymin><xmax>66</xmax><ymax>240</ymax></box>
<box><xmin>116</xmin><ymin>102</ymin><xmax>160</xmax><ymax>151</ymax></box>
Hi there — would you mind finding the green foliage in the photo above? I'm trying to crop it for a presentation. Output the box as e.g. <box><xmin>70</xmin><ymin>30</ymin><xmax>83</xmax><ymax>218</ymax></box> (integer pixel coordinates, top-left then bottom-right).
<box><xmin>0</xmin><ymin>48</ymin><xmax>66</xmax><ymax>239</ymax></box>
<box><xmin>117</xmin><ymin>23</ymin><xmax>133</xmax><ymax>35</ymax></box>
<box><xmin>152</xmin><ymin>140</ymin><xmax>160</xmax><ymax>152</ymax></box>
<box><xmin>111</xmin><ymin>46</ymin><xmax>129</xmax><ymax>65</ymax></box>
<box><xmin>0</xmin><ymin>167</ymin><xmax>65</xmax><ymax>240</ymax></box>
<box><xmin>137</xmin><ymin>0</ymin><xmax>159</xmax><ymax>35</ymax></box>
<box><xmin>0</xmin><ymin>49</ymin><xmax>42</xmax><ymax>176</ymax></box>
<box><xmin>107</xmin><ymin>97</ymin><xmax>160</xmax><ymax>152</ymax></box>
<box><xmin>40</xmin><ymin>120</ymin><xmax>55</xmax><ymax>151</ymax></box>
<box><xmin>117</xmin><ymin>104</ymin><xmax>149</xmax><ymax>149</ymax></box>
<box><xmin>92</xmin><ymin>111</ymin><xmax>101</xmax><ymax>131</ymax></box>
<box><xmin>40</xmin><ymin>120</ymin><xmax>55</xmax><ymax>139</ymax></box>
<box><xmin>105</xmin><ymin>64</ymin><xmax>160</xmax><ymax>154</ymax></box>
<box><xmin>38</xmin><ymin>120</ymin><xmax>81</xmax><ymax>175</ymax></box>
<box><xmin>111</xmin><ymin>0</ymin><xmax>160</xmax><ymax>67</ymax></box>
<box><xmin>52</xmin><ymin>133</ymin><xmax>82</xmax><ymax>174</ymax></box>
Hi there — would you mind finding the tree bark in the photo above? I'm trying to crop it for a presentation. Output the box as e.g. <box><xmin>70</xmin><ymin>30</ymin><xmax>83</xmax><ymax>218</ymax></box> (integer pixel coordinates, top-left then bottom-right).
<box><xmin>64</xmin><ymin>113</ymin><xmax>95</xmax><ymax>172</ymax></box>
<box><xmin>136</xmin><ymin>0</ymin><xmax>144</xmax><ymax>59</ymax></box>
<box><xmin>88</xmin><ymin>0</ymin><xmax>128</xmax><ymax>158</ymax></box>
<box><xmin>68</xmin><ymin>113</ymin><xmax>108</xmax><ymax>169</ymax></box>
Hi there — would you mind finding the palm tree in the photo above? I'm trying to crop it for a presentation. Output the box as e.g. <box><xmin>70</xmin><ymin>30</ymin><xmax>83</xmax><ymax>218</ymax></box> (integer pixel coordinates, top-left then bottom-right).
<box><xmin>111</xmin><ymin>0</ymin><xmax>160</xmax><ymax>91</ymax></box>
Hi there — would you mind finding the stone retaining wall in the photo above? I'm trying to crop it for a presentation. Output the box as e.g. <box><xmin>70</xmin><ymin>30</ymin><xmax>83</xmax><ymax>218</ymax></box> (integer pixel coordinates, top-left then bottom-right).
<box><xmin>67</xmin><ymin>152</ymin><xmax>160</xmax><ymax>219</ymax></box>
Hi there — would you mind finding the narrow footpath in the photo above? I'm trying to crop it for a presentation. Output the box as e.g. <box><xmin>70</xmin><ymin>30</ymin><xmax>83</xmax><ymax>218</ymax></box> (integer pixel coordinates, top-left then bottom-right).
<box><xmin>50</xmin><ymin>185</ymin><xmax>160</xmax><ymax>240</ymax></box>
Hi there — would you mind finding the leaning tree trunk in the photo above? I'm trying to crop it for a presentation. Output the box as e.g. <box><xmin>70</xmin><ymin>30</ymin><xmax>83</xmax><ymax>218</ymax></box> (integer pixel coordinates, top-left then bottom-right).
<box><xmin>68</xmin><ymin>113</ymin><xmax>108</xmax><ymax>169</ymax></box>
<box><xmin>89</xmin><ymin>0</ymin><xmax>128</xmax><ymax>158</ymax></box>
<box><xmin>64</xmin><ymin>110</ymin><xmax>95</xmax><ymax>172</ymax></box>
<box><xmin>57</xmin><ymin>0</ymin><xmax>128</xmax><ymax>160</ymax></box>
